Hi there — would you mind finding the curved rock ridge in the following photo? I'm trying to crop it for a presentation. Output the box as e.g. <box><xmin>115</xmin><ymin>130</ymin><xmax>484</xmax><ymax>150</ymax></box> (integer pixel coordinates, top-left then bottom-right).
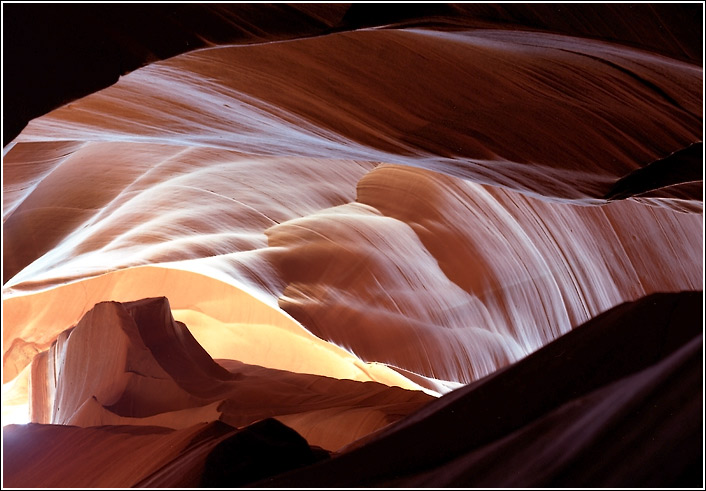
<box><xmin>12</xmin><ymin>28</ymin><xmax>701</xmax><ymax>203</ymax></box>
<box><xmin>1</xmin><ymin>4</ymin><xmax>703</xmax><ymax>488</ymax></box>
<box><xmin>257</xmin><ymin>291</ymin><xmax>704</xmax><ymax>487</ymax></box>
<box><xmin>28</xmin><ymin>296</ymin><xmax>432</xmax><ymax>452</ymax></box>
<box><xmin>266</xmin><ymin>164</ymin><xmax>702</xmax><ymax>382</ymax></box>
<box><xmin>3</xmin><ymin>161</ymin><xmax>700</xmax><ymax>393</ymax></box>
<box><xmin>3</xmin><ymin>3</ymin><xmax>354</xmax><ymax>146</ymax></box>
<box><xmin>3</xmin><ymin>265</ymin><xmax>427</xmax><ymax>390</ymax></box>
<box><xmin>5</xmin><ymin>4</ymin><xmax>701</xmax><ymax>146</ymax></box>
<box><xmin>2</xmin><ymin>148</ymin><xmax>701</xmax><ymax>418</ymax></box>
<box><xmin>5</xmin><ymin>292</ymin><xmax>701</xmax><ymax>487</ymax></box>
<box><xmin>3</xmin><ymin>421</ymin><xmax>229</xmax><ymax>488</ymax></box>
<box><xmin>3</xmin><ymin>152</ymin><xmax>376</xmax><ymax>287</ymax></box>
<box><xmin>3</xmin><ymin>418</ymin><xmax>329</xmax><ymax>488</ymax></box>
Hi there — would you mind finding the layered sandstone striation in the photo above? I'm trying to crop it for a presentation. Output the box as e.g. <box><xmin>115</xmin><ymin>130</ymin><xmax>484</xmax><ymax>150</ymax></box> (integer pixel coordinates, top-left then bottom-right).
<box><xmin>2</xmin><ymin>3</ymin><xmax>702</xmax><ymax>488</ymax></box>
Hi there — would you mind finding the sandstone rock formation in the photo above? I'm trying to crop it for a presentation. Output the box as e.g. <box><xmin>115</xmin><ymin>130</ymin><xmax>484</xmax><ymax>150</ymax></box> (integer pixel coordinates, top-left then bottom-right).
<box><xmin>2</xmin><ymin>4</ymin><xmax>702</xmax><ymax>487</ymax></box>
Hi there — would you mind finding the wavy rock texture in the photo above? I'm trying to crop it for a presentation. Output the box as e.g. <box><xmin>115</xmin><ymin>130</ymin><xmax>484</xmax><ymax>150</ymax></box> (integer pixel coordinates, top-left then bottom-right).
<box><xmin>4</xmin><ymin>419</ymin><xmax>330</xmax><ymax>488</ymax></box>
<box><xmin>5</xmin><ymin>292</ymin><xmax>702</xmax><ymax>487</ymax></box>
<box><xmin>258</xmin><ymin>291</ymin><xmax>704</xmax><ymax>488</ymax></box>
<box><xmin>2</xmin><ymin>4</ymin><xmax>703</xmax><ymax>488</ymax></box>
<box><xmin>27</xmin><ymin>297</ymin><xmax>430</xmax><ymax>451</ymax></box>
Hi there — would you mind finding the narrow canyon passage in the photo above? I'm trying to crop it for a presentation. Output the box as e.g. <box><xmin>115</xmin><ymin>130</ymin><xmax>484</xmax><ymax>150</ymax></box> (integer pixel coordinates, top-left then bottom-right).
<box><xmin>2</xmin><ymin>3</ymin><xmax>702</xmax><ymax>488</ymax></box>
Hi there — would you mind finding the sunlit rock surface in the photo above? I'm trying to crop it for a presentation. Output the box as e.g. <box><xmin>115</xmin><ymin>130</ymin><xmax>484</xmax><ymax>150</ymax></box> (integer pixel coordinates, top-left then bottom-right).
<box><xmin>28</xmin><ymin>297</ymin><xmax>430</xmax><ymax>450</ymax></box>
<box><xmin>2</xmin><ymin>4</ymin><xmax>703</xmax><ymax>488</ymax></box>
<box><xmin>259</xmin><ymin>291</ymin><xmax>703</xmax><ymax>488</ymax></box>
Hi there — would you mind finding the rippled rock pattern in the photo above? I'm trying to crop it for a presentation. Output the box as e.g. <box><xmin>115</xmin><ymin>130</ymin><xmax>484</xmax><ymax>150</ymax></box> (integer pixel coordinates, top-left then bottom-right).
<box><xmin>2</xmin><ymin>4</ymin><xmax>703</xmax><ymax>487</ymax></box>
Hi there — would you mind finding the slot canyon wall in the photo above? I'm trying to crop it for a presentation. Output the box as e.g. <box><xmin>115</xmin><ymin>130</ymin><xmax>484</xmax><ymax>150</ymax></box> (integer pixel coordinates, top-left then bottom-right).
<box><xmin>2</xmin><ymin>3</ymin><xmax>703</xmax><ymax>487</ymax></box>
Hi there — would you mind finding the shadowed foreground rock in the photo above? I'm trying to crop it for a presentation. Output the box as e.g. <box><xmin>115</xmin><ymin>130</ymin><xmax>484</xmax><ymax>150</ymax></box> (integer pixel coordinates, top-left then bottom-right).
<box><xmin>256</xmin><ymin>291</ymin><xmax>703</xmax><ymax>487</ymax></box>
<box><xmin>199</xmin><ymin>418</ymin><xmax>330</xmax><ymax>487</ymax></box>
<box><xmin>3</xmin><ymin>291</ymin><xmax>701</xmax><ymax>487</ymax></box>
